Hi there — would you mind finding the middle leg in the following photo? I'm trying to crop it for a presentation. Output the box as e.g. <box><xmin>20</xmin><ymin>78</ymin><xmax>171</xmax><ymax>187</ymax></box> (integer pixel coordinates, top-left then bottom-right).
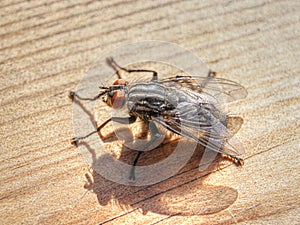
<box><xmin>129</xmin><ymin>120</ymin><xmax>162</xmax><ymax>180</ymax></box>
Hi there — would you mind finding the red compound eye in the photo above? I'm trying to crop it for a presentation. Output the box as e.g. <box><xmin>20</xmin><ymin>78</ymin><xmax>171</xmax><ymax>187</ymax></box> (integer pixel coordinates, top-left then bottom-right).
<box><xmin>111</xmin><ymin>91</ymin><xmax>126</xmax><ymax>108</ymax></box>
<box><xmin>113</xmin><ymin>79</ymin><xmax>127</xmax><ymax>85</ymax></box>
<box><xmin>105</xmin><ymin>79</ymin><xmax>127</xmax><ymax>108</ymax></box>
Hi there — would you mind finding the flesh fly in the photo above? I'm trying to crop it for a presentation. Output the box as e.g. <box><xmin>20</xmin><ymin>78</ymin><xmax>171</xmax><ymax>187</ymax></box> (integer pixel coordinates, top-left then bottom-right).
<box><xmin>70</xmin><ymin>57</ymin><xmax>247</xmax><ymax>180</ymax></box>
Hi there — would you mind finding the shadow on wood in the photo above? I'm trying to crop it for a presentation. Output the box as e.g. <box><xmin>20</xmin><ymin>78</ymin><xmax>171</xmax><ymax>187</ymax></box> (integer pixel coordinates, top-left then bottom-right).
<box><xmin>80</xmin><ymin>137</ymin><xmax>239</xmax><ymax>216</ymax></box>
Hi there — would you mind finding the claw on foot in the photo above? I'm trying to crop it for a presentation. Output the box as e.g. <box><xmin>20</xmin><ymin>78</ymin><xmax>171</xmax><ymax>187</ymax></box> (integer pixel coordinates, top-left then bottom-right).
<box><xmin>222</xmin><ymin>154</ymin><xmax>244</xmax><ymax>166</ymax></box>
<box><xmin>208</xmin><ymin>70</ymin><xmax>217</xmax><ymax>77</ymax></box>
<box><xmin>235</xmin><ymin>157</ymin><xmax>244</xmax><ymax>166</ymax></box>
<box><xmin>71</xmin><ymin>137</ymin><xmax>79</xmax><ymax>147</ymax></box>
<box><xmin>106</xmin><ymin>57</ymin><xmax>114</xmax><ymax>66</ymax></box>
<box><xmin>69</xmin><ymin>91</ymin><xmax>76</xmax><ymax>100</ymax></box>
<box><xmin>129</xmin><ymin>167</ymin><xmax>136</xmax><ymax>181</ymax></box>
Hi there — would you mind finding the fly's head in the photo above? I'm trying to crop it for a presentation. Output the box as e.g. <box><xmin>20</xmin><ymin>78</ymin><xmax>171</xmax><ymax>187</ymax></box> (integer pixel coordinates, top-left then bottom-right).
<box><xmin>102</xmin><ymin>79</ymin><xmax>128</xmax><ymax>109</ymax></box>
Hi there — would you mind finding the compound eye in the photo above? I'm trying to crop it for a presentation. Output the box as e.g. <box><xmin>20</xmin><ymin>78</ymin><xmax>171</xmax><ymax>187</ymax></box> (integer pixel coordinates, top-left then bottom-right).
<box><xmin>113</xmin><ymin>79</ymin><xmax>127</xmax><ymax>85</ymax></box>
<box><xmin>110</xmin><ymin>91</ymin><xmax>126</xmax><ymax>108</ymax></box>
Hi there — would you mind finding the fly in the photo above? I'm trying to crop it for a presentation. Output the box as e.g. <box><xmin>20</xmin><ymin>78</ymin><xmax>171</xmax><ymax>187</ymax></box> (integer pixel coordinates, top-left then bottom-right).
<box><xmin>70</xmin><ymin>57</ymin><xmax>247</xmax><ymax>180</ymax></box>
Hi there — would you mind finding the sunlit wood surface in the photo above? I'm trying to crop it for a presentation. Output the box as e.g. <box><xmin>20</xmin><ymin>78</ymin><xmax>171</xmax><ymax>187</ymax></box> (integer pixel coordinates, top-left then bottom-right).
<box><xmin>1</xmin><ymin>0</ymin><xmax>299</xmax><ymax>224</ymax></box>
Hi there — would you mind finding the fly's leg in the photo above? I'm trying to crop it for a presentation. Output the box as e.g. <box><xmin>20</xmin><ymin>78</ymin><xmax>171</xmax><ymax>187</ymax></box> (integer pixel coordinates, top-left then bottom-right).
<box><xmin>107</xmin><ymin>57</ymin><xmax>158</xmax><ymax>81</ymax></box>
<box><xmin>222</xmin><ymin>153</ymin><xmax>244</xmax><ymax>166</ymax></box>
<box><xmin>208</xmin><ymin>70</ymin><xmax>217</xmax><ymax>77</ymax></box>
<box><xmin>129</xmin><ymin>152</ymin><xmax>142</xmax><ymax>181</ymax></box>
<box><xmin>69</xmin><ymin>91</ymin><xmax>103</xmax><ymax>101</ymax></box>
<box><xmin>71</xmin><ymin>116</ymin><xmax>137</xmax><ymax>146</ymax></box>
<box><xmin>175</xmin><ymin>71</ymin><xmax>215</xmax><ymax>80</ymax></box>
<box><xmin>129</xmin><ymin>121</ymin><xmax>161</xmax><ymax>180</ymax></box>
<box><xmin>199</xmin><ymin>70</ymin><xmax>217</xmax><ymax>91</ymax></box>
<box><xmin>175</xmin><ymin>70</ymin><xmax>216</xmax><ymax>91</ymax></box>
<box><xmin>175</xmin><ymin>75</ymin><xmax>192</xmax><ymax>79</ymax></box>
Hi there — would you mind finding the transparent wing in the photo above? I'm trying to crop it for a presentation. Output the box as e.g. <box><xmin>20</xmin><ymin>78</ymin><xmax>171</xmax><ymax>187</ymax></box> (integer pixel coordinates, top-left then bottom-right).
<box><xmin>158</xmin><ymin>76</ymin><xmax>247</xmax><ymax>103</ymax></box>
<box><xmin>152</xmin><ymin>102</ymin><xmax>244</xmax><ymax>157</ymax></box>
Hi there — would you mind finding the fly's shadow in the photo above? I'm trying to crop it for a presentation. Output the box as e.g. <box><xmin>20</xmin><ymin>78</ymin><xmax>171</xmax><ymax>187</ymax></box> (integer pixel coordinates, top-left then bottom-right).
<box><xmin>81</xmin><ymin>134</ymin><xmax>241</xmax><ymax>216</ymax></box>
<box><xmin>71</xmin><ymin>85</ymin><xmax>244</xmax><ymax>216</ymax></box>
<box><xmin>70</xmin><ymin>58</ymin><xmax>246</xmax><ymax>215</ymax></box>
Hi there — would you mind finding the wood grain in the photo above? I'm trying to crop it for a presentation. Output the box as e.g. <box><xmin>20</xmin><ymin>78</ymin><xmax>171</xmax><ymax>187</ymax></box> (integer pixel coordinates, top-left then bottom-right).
<box><xmin>1</xmin><ymin>0</ymin><xmax>299</xmax><ymax>224</ymax></box>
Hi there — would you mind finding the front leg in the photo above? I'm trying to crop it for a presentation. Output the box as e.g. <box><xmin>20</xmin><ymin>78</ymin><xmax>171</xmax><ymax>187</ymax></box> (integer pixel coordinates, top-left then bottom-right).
<box><xmin>71</xmin><ymin>115</ymin><xmax>136</xmax><ymax>146</ymax></box>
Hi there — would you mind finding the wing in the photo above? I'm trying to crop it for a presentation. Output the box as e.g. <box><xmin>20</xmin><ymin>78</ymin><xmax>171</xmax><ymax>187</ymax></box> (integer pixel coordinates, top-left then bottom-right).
<box><xmin>158</xmin><ymin>76</ymin><xmax>248</xmax><ymax>103</ymax></box>
<box><xmin>152</xmin><ymin>102</ymin><xmax>244</xmax><ymax>157</ymax></box>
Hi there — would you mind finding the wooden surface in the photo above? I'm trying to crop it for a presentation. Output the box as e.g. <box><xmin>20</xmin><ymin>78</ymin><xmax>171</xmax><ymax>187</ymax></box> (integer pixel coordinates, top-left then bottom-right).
<box><xmin>1</xmin><ymin>0</ymin><xmax>299</xmax><ymax>224</ymax></box>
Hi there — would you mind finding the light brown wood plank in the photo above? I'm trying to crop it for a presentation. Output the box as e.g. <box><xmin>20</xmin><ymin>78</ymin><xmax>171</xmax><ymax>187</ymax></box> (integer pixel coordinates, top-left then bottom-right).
<box><xmin>1</xmin><ymin>0</ymin><xmax>299</xmax><ymax>224</ymax></box>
